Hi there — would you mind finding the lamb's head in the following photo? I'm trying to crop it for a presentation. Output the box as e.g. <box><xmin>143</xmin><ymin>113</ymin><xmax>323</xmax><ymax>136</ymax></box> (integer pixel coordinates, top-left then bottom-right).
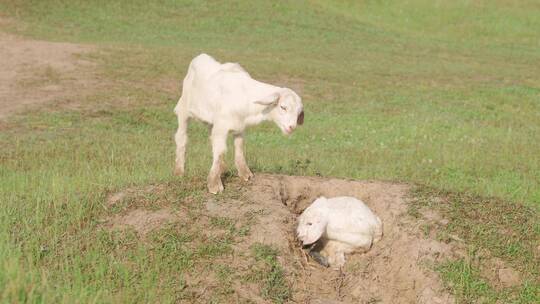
<box><xmin>296</xmin><ymin>197</ymin><xmax>329</xmax><ymax>245</ymax></box>
<box><xmin>256</xmin><ymin>88</ymin><xmax>304</xmax><ymax>135</ymax></box>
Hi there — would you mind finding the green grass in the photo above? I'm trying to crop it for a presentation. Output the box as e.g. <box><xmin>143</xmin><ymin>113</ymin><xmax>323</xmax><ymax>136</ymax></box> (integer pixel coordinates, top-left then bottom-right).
<box><xmin>3</xmin><ymin>0</ymin><xmax>539</xmax><ymax>205</ymax></box>
<box><xmin>248</xmin><ymin>244</ymin><xmax>291</xmax><ymax>304</ymax></box>
<box><xmin>0</xmin><ymin>0</ymin><xmax>539</xmax><ymax>302</ymax></box>
<box><xmin>411</xmin><ymin>187</ymin><xmax>539</xmax><ymax>303</ymax></box>
<box><xmin>437</xmin><ymin>258</ymin><xmax>540</xmax><ymax>304</ymax></box>
<box><xmin>437</xmin><ymin>258</ymin><xmax>494</xmax><ymax>303</ymax></box>
<box><xmin>412</xmin><ymin>188</ymin><xmax>539</xmax><ymax>275</ymax></box>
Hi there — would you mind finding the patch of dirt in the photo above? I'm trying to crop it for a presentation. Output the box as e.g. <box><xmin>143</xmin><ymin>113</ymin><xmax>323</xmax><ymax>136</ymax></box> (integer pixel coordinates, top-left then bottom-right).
<box><xmin>105</xmin><ymin>208</ymin><xmax>179</xmax><ymax>237</ymax></box>
<box><xmin>497</xmin><ymin>267</ymin><xmax>521</xmax><ymax>288</ymax></box>
<box><xmin>478</xmin><ymin>256</ymin><xmax>524</xmax><ymax>289</ymax></box>
<box><xmin>101</xmin><ymin>174</ymin><xmax>465</xmax><ymax>303</ymax></box>
<box><xmin>102</xmin><ymin>183</ymin><xmax>183</xmax><ymax>237</ymax></box>
<box><xmin>105</xmin><ymin>184</ymin><xmax>168</xmax><ymax>207</ymax></box>
<box><xmin>0</xmin><ymin>29</ymin><xmax>97</xmax><ymax>119</ymax></box>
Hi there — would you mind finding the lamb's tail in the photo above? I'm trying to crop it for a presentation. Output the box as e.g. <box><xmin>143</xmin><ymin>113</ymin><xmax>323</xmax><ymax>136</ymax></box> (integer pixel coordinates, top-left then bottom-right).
<box><xmin>373</xmin><ymin>216</ymin><xmax>383</xmax><ymax>243</ymax></box>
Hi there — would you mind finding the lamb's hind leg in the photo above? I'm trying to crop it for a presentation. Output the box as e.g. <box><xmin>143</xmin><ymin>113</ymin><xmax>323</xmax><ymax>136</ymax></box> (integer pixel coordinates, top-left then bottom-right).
<box><xmin>322</xmin><ymin>241</ymin><xmax>348</xmax><ymax>269</ymax></box>
<box><xmin>233</xmin><ymin>132</ymin><xmax>253</xmax><ymax>181</ymax></box>
<box><xmin>174</xmin><ymin>109</ymin><xmax>189</xmax><ymax>176</ymax></box>
<box><xmin>207</xmin><ymin>125</ymin><xmax>228</xmax><ymax>194</ymax></box>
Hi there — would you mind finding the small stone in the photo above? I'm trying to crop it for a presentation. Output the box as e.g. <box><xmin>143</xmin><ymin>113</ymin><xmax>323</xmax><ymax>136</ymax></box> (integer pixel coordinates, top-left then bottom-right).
<box><xmin>498</xmin><ymin>268</ymin><xmax>521</xmax><ymax>287</ymax></box>
<box><xmin>205</xmin><ymin>199</ymin><xmax>220</xmax><ymax>213</ymax></box>
<box><xmin>106</xmin><ymin>191</ymin><xmax>127</xmax><ymax>207</ymax></box>
<box><xmin>310</xmin><ymin>300</ymin><xmax>344</xmax><ymax>304</ymax></box>
<box><xmin>438</xmin><ymin>218</ymin><xmax>449</xmax><ymax>226</ymax></box>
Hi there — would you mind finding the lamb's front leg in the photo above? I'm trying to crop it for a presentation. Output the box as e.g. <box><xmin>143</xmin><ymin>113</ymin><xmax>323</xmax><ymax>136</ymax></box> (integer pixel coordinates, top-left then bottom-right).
<box><xmin>208</xmin><ymin>126</ymin><xmax>228</xmax><ymax>194</ymax></box>
<box><xmin>233</xmin><ymin>133</ymin><xmax>253</xmax><ymax>181</ymax></box>
<box><xmin>173</xmin><ymin>108</ymin><xmax>189</xmax><ymax>176</ymax></box>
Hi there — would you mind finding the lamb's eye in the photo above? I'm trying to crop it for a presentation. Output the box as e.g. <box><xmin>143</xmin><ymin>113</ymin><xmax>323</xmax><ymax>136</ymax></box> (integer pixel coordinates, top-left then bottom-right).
<box><xmin>307</xmin><ymin>222</ymin><xmax>312</xmax><ymax>226</ymax></box>
<box><xmin>280</xmin><ymin>106</ymin><xmax>287</xmax><ymax>111</ymax></box>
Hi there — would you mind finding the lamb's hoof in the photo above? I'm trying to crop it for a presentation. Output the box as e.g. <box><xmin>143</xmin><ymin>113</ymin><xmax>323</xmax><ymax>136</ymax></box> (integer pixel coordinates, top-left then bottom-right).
<box><xmin>327</xmin><ymin>253</ymin><xmax>346</xmax><ymax>269</ymax></box>
<box><xmin>208</xmin><ymin>181</ymin><xmax>224</xmax><ymax>194</ymax></box>
<box><xmin>173</xmin><ymin>167</ymin><xmax>184</xmax><ymax>176</ymax></box>
<box><xmin>308</xmin><ymin>250</ymin><xmax>329</xmax><ymax>267</ymax></box>
<box><xmin>239</xmin><ymin>170</ymin><xmax>254</xmax><ymax>182</ymax></box>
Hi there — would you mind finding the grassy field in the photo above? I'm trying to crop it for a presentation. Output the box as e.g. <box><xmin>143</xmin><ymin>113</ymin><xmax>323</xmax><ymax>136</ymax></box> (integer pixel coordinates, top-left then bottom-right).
<box><xmin>0</xmin><ymin>0</ymin><xmax>539</xmax><ymax>302</ymax></box>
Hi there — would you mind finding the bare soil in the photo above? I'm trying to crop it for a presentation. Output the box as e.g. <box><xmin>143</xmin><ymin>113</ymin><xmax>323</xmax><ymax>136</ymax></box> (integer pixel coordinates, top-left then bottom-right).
<box><xmin>0</xmin><ymin>31</ymin><xmax>96</xmax><ymax>119</ymax></box>
<box><xmin>103</xmin><ymin>174</ymin><xmax>469</xmax><ymax>303</ymax></box>
<box><xmin>105</xmin><ymin>208</ymin><xmax>180</xmax><ymax>237</ymax></box>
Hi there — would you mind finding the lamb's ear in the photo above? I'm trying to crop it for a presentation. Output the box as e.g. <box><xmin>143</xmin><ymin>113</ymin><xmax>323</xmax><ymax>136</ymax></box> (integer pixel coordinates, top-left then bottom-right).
<box><xmin>297</xmin><ymin>110</ymin><xmax>304</xmax><ymax>125</ymax></box>
<box><xmin>302</xmin><ymin>216</ymin><xmax>327</xmax><ymax>245</ymax></box>
<box><xmin>254</xmin><ymin>92</ymin><xmax>280</xmax><ymax>106</ymax></box>
<box><xmin>313</xmin><ymin>196</ymin><xmax>328</xmax><ymax>206</ymax></box>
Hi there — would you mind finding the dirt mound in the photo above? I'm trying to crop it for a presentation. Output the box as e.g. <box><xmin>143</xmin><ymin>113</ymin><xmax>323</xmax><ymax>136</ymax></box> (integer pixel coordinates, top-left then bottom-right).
<box><xmin>0</xmin><ymin>29</ymin><xmax>96</xmax><ymax>119</ymax></box>
<box><xmin>102</xmin><ymin>174</ymin><xmax>462</xmax><ymax>303</ymax></box>
<box><xmin>236</xmin><ymin>174</ymin><xmax>458</xmax><ymax>303</ymax></box>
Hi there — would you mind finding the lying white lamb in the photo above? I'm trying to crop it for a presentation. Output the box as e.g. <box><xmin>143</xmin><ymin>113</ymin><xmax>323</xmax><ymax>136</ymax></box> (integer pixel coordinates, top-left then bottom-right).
<box><xmin>173</xmin><ymin>54</ymin><xmax>304</xmax><ymax>194</ymax></box>
<box><xmin>297</xmin><ymin>196</ymin><xmax>383</xmax><ymax>268</ymax></box>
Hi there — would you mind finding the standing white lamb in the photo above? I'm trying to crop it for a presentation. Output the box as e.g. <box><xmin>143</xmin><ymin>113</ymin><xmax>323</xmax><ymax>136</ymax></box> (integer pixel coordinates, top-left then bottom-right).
<box><xmin>297</xmin><ymin>196</ymin><xmax>383</xmax><ymax>268</ymax></box>
<box><xmin>173</xmin><ymin>54</ymin><xmax>304</xmax><ymax>194</ymax></box>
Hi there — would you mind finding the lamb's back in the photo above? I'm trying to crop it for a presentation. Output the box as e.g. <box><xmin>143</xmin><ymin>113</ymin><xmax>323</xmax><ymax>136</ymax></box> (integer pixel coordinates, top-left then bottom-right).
<box><xmin>325</xmin><ymin>197</ymin><xmax>381</xmax><ymax>242</ymax></box>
